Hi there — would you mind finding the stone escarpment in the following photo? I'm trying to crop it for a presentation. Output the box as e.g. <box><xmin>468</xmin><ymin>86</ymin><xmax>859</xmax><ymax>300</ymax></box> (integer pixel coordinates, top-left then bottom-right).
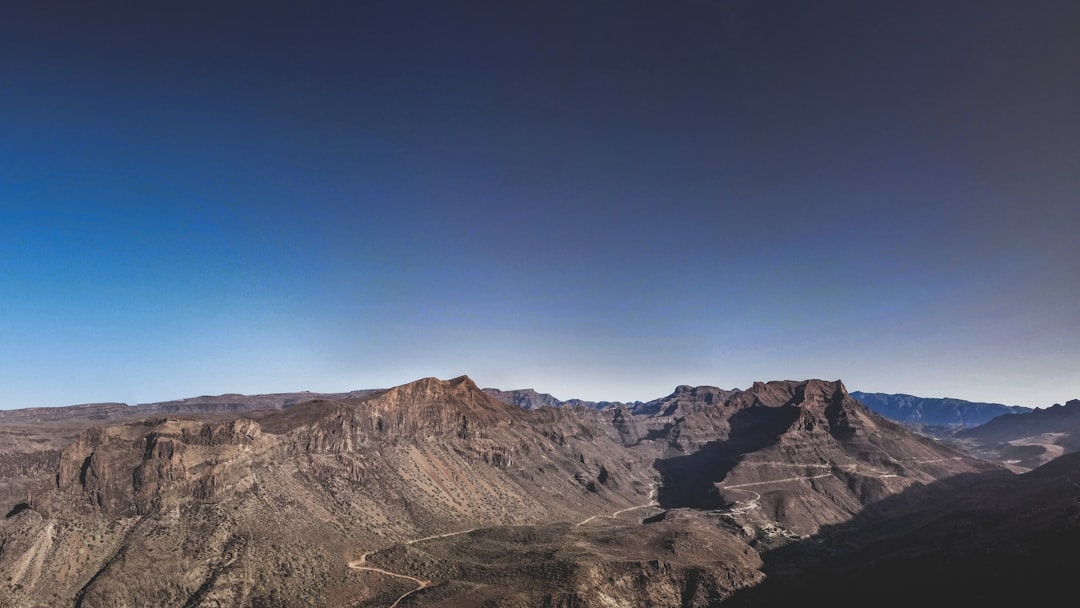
<box><xmin>54</xmin><ymin>419</ymin><xmax>263</xmax><ymax>516</ymax></box>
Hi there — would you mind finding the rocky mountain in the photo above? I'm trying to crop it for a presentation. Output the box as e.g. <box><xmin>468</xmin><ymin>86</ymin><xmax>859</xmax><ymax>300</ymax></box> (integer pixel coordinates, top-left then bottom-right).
<box><xmin>636</xmin><ymin>380</ymin><xmax>998</xmax><ymax>538</ymax></box>
<box><xmin>850</xmin><ymin>391</ymin><xmax>1029</xmax><ymax>428</ymax></box>
<box><xmin>0</xmin><ymin>376</ymin><xmax>1020</xmax><ymax>607</ymax></box>
<box><xmin>953</xmin><ymin>398</ymin><xmax>1080</xmax><ymax>470</ymax></box>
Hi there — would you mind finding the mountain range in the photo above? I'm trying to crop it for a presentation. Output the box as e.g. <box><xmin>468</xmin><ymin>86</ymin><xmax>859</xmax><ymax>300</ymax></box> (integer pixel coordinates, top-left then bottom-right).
<box><xmin>0</xmin><ymin>385</ymin><xmax>1027</xmax><ymax>432</ymax></box>
<box><xmin>848</xmin><ymin>391</ymin><xmax>1030</xmax><ymax>428</ymax></box>
<box><xmin>0</xmin><ymin>377</ymin><xmax>1076</xmax><ymax>606</ymax></box>
<box><xmin>482</xmin><ymin>386</ymin><xmax>1031</xmax><ymax>430</ymax></box>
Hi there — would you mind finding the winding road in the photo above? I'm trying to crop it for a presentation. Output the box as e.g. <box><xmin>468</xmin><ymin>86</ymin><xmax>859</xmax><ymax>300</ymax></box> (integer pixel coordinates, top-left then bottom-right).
<box><xmin>714</xmin><ymin>458</ymin><xmax>929</xmax><ymax>516</ymax></box>
<box><xmin>351</xmin><ymin>483</ymin><xmax>661</xmax><ymax>607</ymax></box>
<box><xmin>716</xmin><ymin>474</ymin><xmax>832</xmax><ymax>514</ymax></box>
<box><xmin>576</xmin><ymin>481</ymin><xmax>660</xmax><ymax>526</ymax></box>
<box><xmin>352</xmin><ymin>459</ymin><xmax>922</xmax><ymax>606</ymax></box>
<box><xmin>348</xmin><ymin>527</ymin><xmax>477</xmax><ymax>608</ymax></box>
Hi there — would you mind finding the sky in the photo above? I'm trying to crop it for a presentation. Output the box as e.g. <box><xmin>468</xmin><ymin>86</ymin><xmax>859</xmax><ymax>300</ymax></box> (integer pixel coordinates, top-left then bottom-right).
<box><xmin>0</xmin><ymin>1</ymin><xmax>1077</xmax><ymax>409</ymax></box>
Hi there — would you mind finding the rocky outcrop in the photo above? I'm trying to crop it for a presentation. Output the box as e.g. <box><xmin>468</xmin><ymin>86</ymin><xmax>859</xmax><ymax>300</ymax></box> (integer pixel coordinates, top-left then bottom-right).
<box><xmin>50</xmin><ymin>418</ymin><xmax>266</xmax><ymax>517</ymax></box>
<box><xmin>0</xmin><ymin>392</ymin><xmax>380</xmax><ymax>425</ymax></box>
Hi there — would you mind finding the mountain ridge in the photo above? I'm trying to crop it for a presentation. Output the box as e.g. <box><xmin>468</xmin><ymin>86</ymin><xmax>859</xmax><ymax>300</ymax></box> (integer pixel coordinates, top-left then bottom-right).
<box><xmin>850</xmin><ymin>391</ymin><xmax>1030</xmax><ymax>428</ymax></box>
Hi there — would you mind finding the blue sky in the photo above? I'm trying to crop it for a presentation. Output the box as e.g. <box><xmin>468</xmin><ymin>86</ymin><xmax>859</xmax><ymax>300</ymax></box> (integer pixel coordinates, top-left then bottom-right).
<box><xmin>1</xmin><ymin>1</ymin><xmax>1077</xmax><ymax>408</ymax></box>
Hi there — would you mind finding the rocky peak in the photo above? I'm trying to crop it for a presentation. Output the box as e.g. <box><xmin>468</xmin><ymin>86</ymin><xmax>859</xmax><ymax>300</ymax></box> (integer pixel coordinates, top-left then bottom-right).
<box><xmin>273</xmin><ymin>376</ymin><xmax>521</xmax><ymax>453</ymax></box>
<box><xmin>368</xmin><ymin>375</ymin><xmax>513</xmax><ymax>419</ymax></box>
<box><xmin>379</xmin><ymin>375</ymin><xmax>479</xmax><ymax>402</ymax></box>
<box><xmin>796</xmin><ymin>379</ymin><xmax>848</xmax><ymax>403</ymax></box>
<box><xmin>366</xmin><ymin>375</ymin><xmax>515</xmax><ymax>431</ymax></box>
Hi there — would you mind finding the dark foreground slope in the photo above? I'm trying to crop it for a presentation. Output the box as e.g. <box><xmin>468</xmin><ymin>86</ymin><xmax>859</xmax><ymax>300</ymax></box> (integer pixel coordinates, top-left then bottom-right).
<box><xmin>722</xmin><ymin>451</ymin><xmax>1080</xmax><ymax>606</ymax></box>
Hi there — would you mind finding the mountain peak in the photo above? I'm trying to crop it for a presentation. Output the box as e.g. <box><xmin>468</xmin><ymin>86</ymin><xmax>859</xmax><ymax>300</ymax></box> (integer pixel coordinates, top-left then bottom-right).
<box><xmin>796</xmin><ymin>379</ymin><xmax>848</xmax><ymax>402</ymax></box>
<box><xmin>356</xmin><ymin>375</ymin><xmax>517</xmax><ymax>436</ymax></box>
<box><xmin>379</xmin><ymin>375</ymin><xmax>481</xmax><ymax>401</ymax></box>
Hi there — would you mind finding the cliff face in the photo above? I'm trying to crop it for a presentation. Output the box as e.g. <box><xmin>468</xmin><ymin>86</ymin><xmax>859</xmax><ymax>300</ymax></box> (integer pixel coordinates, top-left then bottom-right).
<box><xmin>51</xmin><ymin>419</ymin><xmax>263</xmax><ymax>516</ymax></box>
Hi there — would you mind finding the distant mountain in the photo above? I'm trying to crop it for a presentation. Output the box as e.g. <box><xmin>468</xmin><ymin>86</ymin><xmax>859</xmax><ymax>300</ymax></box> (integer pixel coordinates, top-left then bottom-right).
<box><xmin>850</xmin><ymin>391</ymin><xmax>1029</xmax><ymax>428</ymax></box>
<box><xmin>481</xmin><ymin>387</ymin><xmax>641</xmax><ymax>410</ymax></box>
<box><xmin>626</xmin><ymin>384</ymin><xmax>737</xmax><ymax>417</ymax></box>
<box><xmin>959</xmin><ymin>399</ymin><xmax>1080</xmax><ymax>441</ymax></box>
<box><xmin>953</xmin><ymin>398</ymin><xmax>1080</xmax><ymax>469</ymax></box>
<box><xmin>485</xmin><ymin>387</ymin><xmax>1032</xmax><ymax>433</ymax></box>
<box><xmin>0</xmin><ymin>390</ymin><xmax>381</xmax><ymax>424</ymax></box>
<box><xmin>480</xmin><ymin>387</ymin><xmax>567</xmax><ymax>409</ymax></box>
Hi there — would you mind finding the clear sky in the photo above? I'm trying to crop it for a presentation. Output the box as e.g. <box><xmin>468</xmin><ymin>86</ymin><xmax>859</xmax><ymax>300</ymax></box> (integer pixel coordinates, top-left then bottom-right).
<box><xmin>1</xmin><ymin>1</ymin><xmax>1077</xmax><ymax>409</ymax></box>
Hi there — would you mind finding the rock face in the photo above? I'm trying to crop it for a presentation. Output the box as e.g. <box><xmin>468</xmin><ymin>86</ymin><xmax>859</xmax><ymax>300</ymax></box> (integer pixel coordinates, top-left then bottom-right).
<box><xmin>850</xmin><ymin>391</ymin><xmax>1030</xmax><ymax>428</ymax></box>
<box><xmin>0</xmin><ymin>376</ymin><xmax>1012</xmax><ymax>607</ymax></box>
